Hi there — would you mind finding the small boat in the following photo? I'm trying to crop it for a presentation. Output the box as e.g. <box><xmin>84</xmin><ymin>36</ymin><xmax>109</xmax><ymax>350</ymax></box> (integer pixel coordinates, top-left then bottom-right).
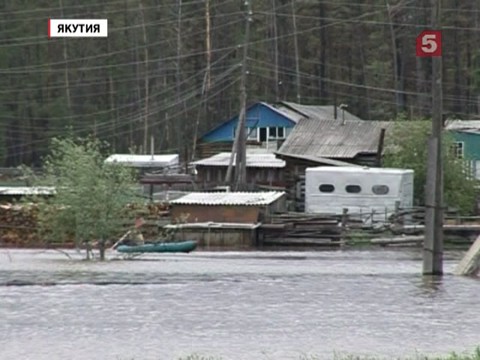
<box><xmin>115</xmin><ymin>240</ymin><xmax>197</xmax><ymax>254</ymax></box>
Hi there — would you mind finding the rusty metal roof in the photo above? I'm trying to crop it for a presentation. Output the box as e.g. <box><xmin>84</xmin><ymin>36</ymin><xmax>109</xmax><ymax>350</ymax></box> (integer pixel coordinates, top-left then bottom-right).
<box><xmin>191</xmin><ymin>152</ymin><xmax>285</xmax><ymax>168</ymax></box>
<box><xmin>277</xmin><ymin>101</ymin><xmax>363</xmax><ymax>121</ymax></box>
<box><xmin>278</xmin><ymin>119</ymin><xmax>393</xmax><ymax>159</ymax></box>
<box><xmin>170</xmin><ymin>191</ymin><xmax>285</xmax><ymax>206</ymax></box>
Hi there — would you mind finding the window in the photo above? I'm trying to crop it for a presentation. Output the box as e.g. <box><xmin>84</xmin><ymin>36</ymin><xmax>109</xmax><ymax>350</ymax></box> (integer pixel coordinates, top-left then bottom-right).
<box><xmin>346</xmin><ymin>185</ymin><xmax>361</xmax><ymax>193</ymax></box>
<box><xmin>372</xmin><ymin>185</ymin><xmax>389</xmax><ymax>195</ymax></box>
<box><xmin>247</xmin><ymin>127</ymin><xmax>257</xmax><ymax>140</ymax></box>
<box><xmin>278</xmin><ymin>127</ymin><xmax>285</xmax><ymax>139</ymax></box>
<box><xmin>451</xmin><ymin>141</ymin><xmax>464</xmax><ymax>159</ymax></box>
<box><xmin>319</xmin><ymin>184</ymin><xmax>335</xmax><ymax>193</ymax></box>
<box><xmin>268</xmin><ymin>127</ymin><xmax>277</xmax><ymax>139</ymax></box>
<box><xmin>233</xmin><ymin>127</ymin><xmax>258</xmax><ymax>141</ymax></box>
<box><xmin>259</xmin><ymin>127</ymin><xmax>267</xmax><ymax>141</ymax></box>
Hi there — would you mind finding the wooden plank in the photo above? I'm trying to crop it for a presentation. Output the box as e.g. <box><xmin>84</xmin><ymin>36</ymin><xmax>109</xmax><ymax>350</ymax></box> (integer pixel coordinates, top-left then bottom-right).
<box><xmin>370</xmin><ymin>235</ymin><xmax>424</xmax><ymax>245</ymax></box>
<box><xmin>454</xmin><ymin>234</ymin><xmax>480</xmax><ymax>276</ymax></box>
<box><xmin>262</xmin><ymin>237</ymin><xmax>340</xmax><ymax>246</ymax></box>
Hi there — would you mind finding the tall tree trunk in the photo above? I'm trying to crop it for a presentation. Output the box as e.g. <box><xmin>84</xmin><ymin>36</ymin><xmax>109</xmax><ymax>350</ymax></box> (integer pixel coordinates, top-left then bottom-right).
<box><xmin>291</xmin><ymin>0</ymin><xmax>301</xmax><ymax>103</ymax></box>
<box><xmin>272</xmin><ymin>0</ymin><xmax>279</xmax><ymax>101</ymax></box>
<box><xmin>140</xmin><ymin>2</ymin><xmax>149</xmax><ymax>154</ymax></box>
<box><xmin>386</xmin><ymin>0</ymin><xmax>401</xmax><ymax>116</ymax></box>
<box><xmin>175</xmin><ymin>0</ymin><xmax>183</xmax><ymax>155</ymax></box>
<box><xmin>205</xmin><ymin>0</ymin><xmax>211</xmax><ymax>92</ymax></box>
<box><xmin>59</xmin><ymin>0</ymin><xmax>71</xmax><ymax>116</ymax></box>
<box><xmin>107</xmin><ymin>39</ymin><xmax>116</xmax><ymax>151</ymax></box>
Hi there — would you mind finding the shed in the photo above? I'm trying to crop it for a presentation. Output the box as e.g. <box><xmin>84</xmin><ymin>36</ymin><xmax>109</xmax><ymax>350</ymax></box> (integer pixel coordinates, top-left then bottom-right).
<box><xmin>168</xmin><ymin>191</ymin><xmax>286</xmax><ymax>248</ymax></box>
<box><xmin>170</xmin><ymin>191</ymin><xmax>286</xmax><ymax>223</ymax></box>
<box><xmin>191</xmin><ymin>152</ymin><xmax>286</xmax><ymax>188</ymax></box>
<box><xmin>305</xmin><ymin>167</ymin><xmax>413</xmax><ymax>222</ymax></box>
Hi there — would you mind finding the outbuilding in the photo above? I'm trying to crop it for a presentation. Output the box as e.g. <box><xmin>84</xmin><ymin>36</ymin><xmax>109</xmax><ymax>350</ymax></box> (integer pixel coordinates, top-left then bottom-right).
<box><xmin>305</xmin><ymin>166</ymin><xmax>414</xmax><ymax>222</ymax></box>
<box><xmin>167</xmin><ymin>191</ymin><xmax>286</xmax><ymax>248</ymax></box>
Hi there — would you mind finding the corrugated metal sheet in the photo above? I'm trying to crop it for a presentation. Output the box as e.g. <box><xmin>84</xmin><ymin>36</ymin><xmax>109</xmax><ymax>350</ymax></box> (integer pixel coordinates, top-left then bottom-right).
<box><xmin>278</xmin><ymin>101</ymin><xmax>363</xmax><ymax>121</ymax></box>
<box><xmin>191</xmin><ymin>152</ymin><xmax>285</xmax><ymax>168</ymax></box>
<box><xmin>445</xmin><ymin>120</ymin><xmax>480</xmax><ymax>131</ymax></box>
<box><xmin>278</xmin><ymin>119</ymin><xmax>393</xmax><ymax>159</ymax></box>
<box><xmin>0</xmin><ymin>186</ymin><xmax>56</xmax><ymax>196</ymax></box>
<box><xmin>170</xmin><ymin>191</ymin><xmax>285</xmax><ymax>206</ymax></box>
<box><xmin>105</xmin><ymin>154</ymin><xmax>179</xmax><ymax>168</ymax></box>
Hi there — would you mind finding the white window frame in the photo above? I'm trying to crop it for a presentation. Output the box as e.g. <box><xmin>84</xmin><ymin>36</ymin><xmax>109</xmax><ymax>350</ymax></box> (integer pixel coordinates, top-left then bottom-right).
<box><xmin>452</xmin><ymin>141</ymin><xmax>465</xmax><ymax>159</ymax></box>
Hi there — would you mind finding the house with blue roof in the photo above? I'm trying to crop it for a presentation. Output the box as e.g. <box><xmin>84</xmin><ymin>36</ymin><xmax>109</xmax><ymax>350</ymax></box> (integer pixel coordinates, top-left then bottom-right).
<box><xmin>197</xmin><ymin>101</ymin><xmax>361</xmax><ymax>158</ymax></box>
<box><xmin>200</xmin><ymin>102</ymin><xmax>301</xmax><ymax>144</ymax></box>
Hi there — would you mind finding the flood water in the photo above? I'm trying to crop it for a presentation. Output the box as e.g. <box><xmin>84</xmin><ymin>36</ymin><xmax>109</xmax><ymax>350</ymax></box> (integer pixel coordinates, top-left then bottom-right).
<box><xmin>0</xmin><ymin>248</ymin><xmax>479</xmax><ymax>360</ymax></box>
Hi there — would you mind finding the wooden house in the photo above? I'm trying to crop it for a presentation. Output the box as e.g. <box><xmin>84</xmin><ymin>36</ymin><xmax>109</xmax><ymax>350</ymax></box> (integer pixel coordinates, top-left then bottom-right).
<box><xmin>167</xmin><ymin>191</ymin><xmax>286</xmax><ymax>249</ymax></box>
<box><xmin>191</xmin><ymin>151</ymin><xmax>286</xmax><ymax>189</ymax></box>
<box><xmin>196</xmin><ymin>101</ymin><xmax>361</xmax><ymax>159</ymax></box>
<box><xmin>275</xmin><ymin>119</ymin><xmax>393</xmax><ymax>210</ymax></box>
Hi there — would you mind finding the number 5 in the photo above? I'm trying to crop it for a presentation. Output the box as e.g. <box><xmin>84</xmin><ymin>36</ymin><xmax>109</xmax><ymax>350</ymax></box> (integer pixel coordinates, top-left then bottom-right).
<box><xmin>422</xmin><ymin>34</ymin><xmax>438</xmax><ymax>53</ymax></box>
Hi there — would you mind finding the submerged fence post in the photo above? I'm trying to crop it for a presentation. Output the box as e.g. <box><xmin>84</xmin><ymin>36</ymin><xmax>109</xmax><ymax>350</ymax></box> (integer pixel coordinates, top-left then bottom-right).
<box><xmin>341</xmin><ymin>208</ymin><xmax>348</xmax><ymax>243</ymax></box>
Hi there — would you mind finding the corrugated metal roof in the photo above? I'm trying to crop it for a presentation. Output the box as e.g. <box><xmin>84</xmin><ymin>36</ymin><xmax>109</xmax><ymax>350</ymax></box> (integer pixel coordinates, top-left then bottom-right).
<box><xmin>278</xmin><ymin>119</ymin><xmax>393</xmax><ymax>159</ymax></box>
<box><xmin>0</xmin><ymin>186</ymin><xmax>56</xmax><ymax>196</ymax></box>
<box><xmin>104</xmin><ymin>154</ymin><xmax>179</xmax><ymax>168</ymax></box>
<box><xmin>278</xmin><ymin>101</ymin><xmax>363</xmax><ymax>121</ymax></box>
<box><xmin>191</xmin><ymin>152</ymin><xmax>285</xmax><ymax>168</ymax></box>
<box><xmin>445</xmin><ymin>120</ymin><xmax>480</xmax><ymax>131</ymax></box>
<box><xmin>170</xmin><ymin>191</ymin><xmax>285</xmax><ymax>206</ymax></box>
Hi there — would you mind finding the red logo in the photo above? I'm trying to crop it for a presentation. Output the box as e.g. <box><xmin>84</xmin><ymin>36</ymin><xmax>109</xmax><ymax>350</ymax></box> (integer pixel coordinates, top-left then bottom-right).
<box><xmin>416</xmin><ymin>30</ymin><xmax>442</xmax><ymax>57</ymax></box>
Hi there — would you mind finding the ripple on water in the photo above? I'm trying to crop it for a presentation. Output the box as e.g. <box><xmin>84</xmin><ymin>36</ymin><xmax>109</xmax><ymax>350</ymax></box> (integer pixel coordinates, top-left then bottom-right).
<box><xmin>0</xmin><ymin>249</ymin><xmax>479</xmax><ymax>360</ymax></box>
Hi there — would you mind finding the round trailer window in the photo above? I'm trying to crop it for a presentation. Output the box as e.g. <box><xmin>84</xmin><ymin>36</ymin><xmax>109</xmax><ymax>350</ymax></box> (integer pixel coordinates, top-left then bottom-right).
<box><xmin>319</xmin><ymin>184</ymin><xmax>335</xmax><ymax>193</ymax></box>
<box><xmin>345</xmin><ymin>185</ymin><xmax>361</xmax><ymax>193</ymax></box>
<box><xmin>372</xmin><ymin>185</ymin><xmax>389</xmax><ymax>195</ymax></box>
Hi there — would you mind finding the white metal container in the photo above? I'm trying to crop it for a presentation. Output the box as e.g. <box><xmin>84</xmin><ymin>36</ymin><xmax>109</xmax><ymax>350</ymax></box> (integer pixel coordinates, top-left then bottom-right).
<box><xmin>305</xmin><ymin>166</ymin><xmax>414</xmax><ymax>223</ymax></box>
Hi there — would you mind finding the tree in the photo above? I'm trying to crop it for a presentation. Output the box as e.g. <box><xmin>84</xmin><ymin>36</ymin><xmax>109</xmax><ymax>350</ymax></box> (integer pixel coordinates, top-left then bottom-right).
<box><xmin>25</xmin><ymin>136</ymin><xmax>141</xmax><ymax>260</ymax></box>
<box><xmin>384</xmin><ymin>119</ymin><xmax>478</xmax><ymax>215</ymax></box>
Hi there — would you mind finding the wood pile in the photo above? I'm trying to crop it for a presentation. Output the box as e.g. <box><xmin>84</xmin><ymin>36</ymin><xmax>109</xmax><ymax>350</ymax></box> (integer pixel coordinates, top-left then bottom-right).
<box><xmin>0</xmin><ymin>203</ymin><xmax>42</xmax><ymax>247</ymax></box>
<box><xmin>0</xmin><ymin>202</ymin><xmax>172</xmax><ymax>247</ymax></box>
<box><xmin>263</xmin><ymin>213</ymin><xmax>343</xmax><ymax>243</ymax></box>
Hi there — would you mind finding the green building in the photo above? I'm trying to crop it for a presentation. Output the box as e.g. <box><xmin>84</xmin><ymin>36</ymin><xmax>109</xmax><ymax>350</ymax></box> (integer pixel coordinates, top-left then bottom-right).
<box><xmin>445</xmin><ymin>120</ymin><xmax>480</xmax><ymax>179</ymax></box>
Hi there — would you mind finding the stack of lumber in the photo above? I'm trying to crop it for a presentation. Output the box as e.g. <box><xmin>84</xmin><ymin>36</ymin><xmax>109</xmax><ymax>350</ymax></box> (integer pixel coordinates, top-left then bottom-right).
<box><xmin>265</xmin><ymin>213</ymin><xmax>342</xmax><ymax>242</ymax></box>
<box><xmin>0</xmin><ymin>203</ymin><xmax>41</xmax><ymax>247</ymax></box>
<box><xmin>0</xmin><ymin>202</ymin><xmax>172</xmax><ymax>247</ymax></box>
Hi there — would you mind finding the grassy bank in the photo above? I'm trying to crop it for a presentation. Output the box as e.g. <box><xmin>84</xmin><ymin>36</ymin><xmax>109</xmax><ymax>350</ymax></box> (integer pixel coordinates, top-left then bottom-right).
<box><xmin>175</xmin><ymin>347</ymin><xmax>480</xmax><ymax>360</ymax></box>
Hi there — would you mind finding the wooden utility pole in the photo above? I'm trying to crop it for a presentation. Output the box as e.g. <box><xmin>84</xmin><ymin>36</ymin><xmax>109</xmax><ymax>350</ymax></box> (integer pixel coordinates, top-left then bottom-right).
<box><xmin>423</xmin><ymin>0</ymin><xmax>443</xmax><ymax>275</ymax></box>
<box><xmin>226</xmin><ymin>0</ymin><xmax>251</xmax><ymax>188</ymax></box>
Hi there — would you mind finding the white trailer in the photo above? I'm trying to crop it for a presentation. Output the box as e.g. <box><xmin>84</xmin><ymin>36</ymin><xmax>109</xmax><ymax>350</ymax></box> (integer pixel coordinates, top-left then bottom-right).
<box><xmin>305</xmin><ymin>166</ymin><xmax>414</xmax><ymax>223</ymax></box>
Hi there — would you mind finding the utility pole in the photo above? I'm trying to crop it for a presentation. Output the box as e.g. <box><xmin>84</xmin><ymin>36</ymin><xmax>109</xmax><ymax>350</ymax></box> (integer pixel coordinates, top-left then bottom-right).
<box><xmin>226</xmin><ymin>0</ymin><xmax>251</xmax><ymax>189</ymax></box>
<box><xmin>423</xmin><ymin>0</ymin><xmax>443</xmax><ymax>275</ymax></box>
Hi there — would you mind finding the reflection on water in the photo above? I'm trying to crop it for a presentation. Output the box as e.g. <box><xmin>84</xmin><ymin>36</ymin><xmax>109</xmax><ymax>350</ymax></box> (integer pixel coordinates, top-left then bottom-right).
<box><xmin>0</xmin><ymin>248</ymin><xmax>478</xmax><ymax>360</ymax></box>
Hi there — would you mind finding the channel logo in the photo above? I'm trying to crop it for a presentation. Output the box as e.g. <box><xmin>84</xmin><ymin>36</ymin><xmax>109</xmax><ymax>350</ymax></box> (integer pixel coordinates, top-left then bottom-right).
<box><xmin>48</xmin><ymin>19</ymin><xmax>108</xmax><ymax>38</ymax></box>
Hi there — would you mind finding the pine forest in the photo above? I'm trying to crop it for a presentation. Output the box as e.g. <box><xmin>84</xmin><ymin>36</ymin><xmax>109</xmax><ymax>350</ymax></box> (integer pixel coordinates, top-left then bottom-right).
<box><xmin>1</xmin><ymin>0</ymin><xmax>479</xmax><ymax>167</ymax></box>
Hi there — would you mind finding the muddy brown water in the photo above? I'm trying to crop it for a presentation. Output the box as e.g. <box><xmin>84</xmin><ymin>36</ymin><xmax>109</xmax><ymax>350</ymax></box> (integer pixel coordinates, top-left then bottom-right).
<box><xmin>0</xmin><ymin>248</ymin><xmax>479</xmax><ymax>360</ymax></box>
